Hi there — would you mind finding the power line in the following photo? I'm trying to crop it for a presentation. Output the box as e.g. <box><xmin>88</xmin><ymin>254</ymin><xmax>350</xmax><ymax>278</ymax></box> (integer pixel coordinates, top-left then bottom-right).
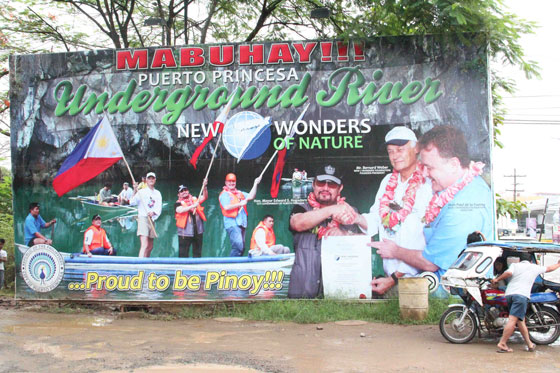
<box><xmin>504</xmin><ymin>107</ymin><xmax>560</xmax><ymax>110</ymax></box>
<box><xmin>504</xmin><ymin>113</ymin><xmax>560</xmax><ymax>117</ymax></box>
<box><xmin>503</xmin><ymin>120</ymin><xmax>560</xmax><ymax>125</ymax></box>
<box><xmin>504</xmin><ymin>95</ymin><xmax>560</xmax><ymax>99</ymax></box>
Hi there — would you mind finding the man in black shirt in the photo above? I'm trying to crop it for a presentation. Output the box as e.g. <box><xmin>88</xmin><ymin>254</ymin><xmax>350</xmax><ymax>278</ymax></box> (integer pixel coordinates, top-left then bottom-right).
<box><xmin>288</xmin><ymin>165</ymin><xmax>361</xmax><ymax>298</ymax></box>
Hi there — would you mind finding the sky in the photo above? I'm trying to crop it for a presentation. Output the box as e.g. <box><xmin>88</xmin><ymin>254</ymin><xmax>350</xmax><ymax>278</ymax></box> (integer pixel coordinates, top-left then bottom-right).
<box><xmin>493</xmin><ymin>0</ymin><xmax>560</xmax><ymax>197</ymax></box>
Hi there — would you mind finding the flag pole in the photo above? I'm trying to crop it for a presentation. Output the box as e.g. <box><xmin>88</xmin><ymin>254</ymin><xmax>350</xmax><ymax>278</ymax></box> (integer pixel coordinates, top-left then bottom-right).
<box><xmin>121</xmin><ymin>156</ymin><xmax>137</xmax><ymax>185</ymax></box>
<box><xmin>148</xmin><ymin>216</ymin><xmax>158</xmax><ymax>238</ymax></box>
<box><xmin>195</xmin><ymin>86</ymin><xmax>237</xmax><ymax>201</ymax></box>
<box><xmin>113</xmin><ymin>125</ymin><xmax>152</xmax><ymax>234</ymax></box>
<box><xmin>197</xmin><ymin>132</ymin><xmax>222</xmax><ymax>201</ymax></box>
<box><xmin>259</xmin><ymin>103</ymin><xmax>310</xmax><ymax>179</ymax></box>
<box><xmin>258</xmin><ymin>148</ymin><xmax>279</xmax><ymax>179</ymax></box>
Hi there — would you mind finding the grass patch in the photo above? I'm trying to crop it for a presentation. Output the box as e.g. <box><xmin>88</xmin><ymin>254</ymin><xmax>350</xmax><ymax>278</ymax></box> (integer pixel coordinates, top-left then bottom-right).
<box><xmin>0</xmin><ymin>288</ymin><xmax>15</xmax><ymax>297</ymax></box>
<box><xmin>14</xmin><ymin>297</ymin><xmax>454</xmax><ymax>325</ymax></box>
<box><xmin>176</xmin><ymin>298</ymin><xmax>452</xmax><ymax>325</ymax></box>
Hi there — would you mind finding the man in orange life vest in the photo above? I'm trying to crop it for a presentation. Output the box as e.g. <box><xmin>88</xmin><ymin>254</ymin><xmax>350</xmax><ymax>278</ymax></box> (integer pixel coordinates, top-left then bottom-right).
<box><xmin>219</xmin><ymin>173</ymin><xmax>262</xmax><ymax>256</ymax></box>
<box><xmin>83</xmin><ymin>215</ymin><xmax>116</xmax><ymax>257</ymax></box>
<box><xmin>175</xmin><ymin>179</ymin><xmax>208</xmax><ymax>258</ymax></box>
<box><xmin>249</xmin><ymin>215</ymin><xmax>290</xmax><ymax>257</ymax></box>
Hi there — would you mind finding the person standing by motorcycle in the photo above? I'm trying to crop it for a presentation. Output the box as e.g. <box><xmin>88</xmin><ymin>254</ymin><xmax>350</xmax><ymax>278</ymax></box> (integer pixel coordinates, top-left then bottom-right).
<box><xmin>491</xmin><ymin>254</ymin><xmax>560</xmax><ymax>352</ymax></box>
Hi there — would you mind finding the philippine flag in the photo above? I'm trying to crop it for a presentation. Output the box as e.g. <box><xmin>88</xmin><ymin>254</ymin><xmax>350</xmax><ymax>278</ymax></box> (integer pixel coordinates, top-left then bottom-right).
<box><xmin>53</xmin><ymin>117</ymin><xmax>124</xmax><ymax>197</ymax></box>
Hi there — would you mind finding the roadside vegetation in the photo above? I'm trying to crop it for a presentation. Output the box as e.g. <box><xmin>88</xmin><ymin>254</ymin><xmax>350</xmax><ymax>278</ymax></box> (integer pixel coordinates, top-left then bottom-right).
<box><xmin>11</xmin><ymin>298</ymin><xmax>451</xmax><ymax>325</ymax></box>
<box><xmin>176</xmin><ymin>298</ymin><xmax>451</xmax><ymax>325</ymax></box>
<box><xmin>0</xmin><ymin>167</ymin><xmax>14</xmax><ymax>291</ymax></box>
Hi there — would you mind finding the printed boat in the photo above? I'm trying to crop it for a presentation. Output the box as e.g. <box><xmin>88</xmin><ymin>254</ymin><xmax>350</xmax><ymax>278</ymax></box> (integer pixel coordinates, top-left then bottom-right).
<box><xmin>70</xmin><ymin>196</ymin><xmax>168</xmax><ymax>214</ymax></box>
<box><xmin>69</xmin><ymin>196</ymin><xmax>138</xmax><ymax>214</ymax></box>
<box><xmin>16</xmin><ymin>244</ymin><xmax>294</xmax><ymax>301</ymax></box>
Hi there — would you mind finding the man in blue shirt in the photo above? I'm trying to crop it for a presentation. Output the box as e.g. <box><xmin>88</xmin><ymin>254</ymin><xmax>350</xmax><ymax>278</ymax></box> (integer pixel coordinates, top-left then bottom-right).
<box><xmin>24</xmin><ymin>202</ymin><xmax>57</xmax><ymax>246</ymax></box>
<box><xmin>371</xmin><ymin>125</ymin><xmax>493</xmax><ymax>278</ymax></box>
<box><xmin>219</xmin><ymin>173</ymin><xmax>261</xmax><ymax>256</ymax></box>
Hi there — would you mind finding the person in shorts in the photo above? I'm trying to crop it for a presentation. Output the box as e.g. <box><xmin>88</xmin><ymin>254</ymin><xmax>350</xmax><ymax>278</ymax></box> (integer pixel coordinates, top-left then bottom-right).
<box><xmin>492</xmin><ymin>253</ymin><xmax>560</xmax><ymax>352</ymax></box>
<box><xmin>131</xmin><ymin>172</ymin><xmax>162</xmax><ymax>257</ymax></box>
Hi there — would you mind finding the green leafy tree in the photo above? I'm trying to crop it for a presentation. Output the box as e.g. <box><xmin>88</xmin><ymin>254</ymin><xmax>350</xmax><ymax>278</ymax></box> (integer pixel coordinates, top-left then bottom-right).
<box><xmin>495</xmin><ymin>193</ymin><xmax>526</xmax><ymax>219</ymax></box>
<box><xmin>0</xmin><ymin>0</ymin><xmax>538</xmax><ymax>221</ymax></box>
<box><xmin>0</xmin><ymin>168</ymin><xmax>14</xmax><ymax>290</ymax></box>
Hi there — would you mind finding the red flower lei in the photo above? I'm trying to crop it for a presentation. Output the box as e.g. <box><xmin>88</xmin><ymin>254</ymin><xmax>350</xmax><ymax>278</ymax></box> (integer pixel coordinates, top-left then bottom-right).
<box><xmin>308</xmin><ymin>192</ymin><xmax>348</xmax><ymax>239</ymax></box>
<box><xmin>423</xmin><ymin>161</ymin><xmax>484</xmax><ymax>225</ymax></box>
<box><xmin>379</xmin><ymin>165</ymin><xmax>426</xmax><ymax>232</ymax></box>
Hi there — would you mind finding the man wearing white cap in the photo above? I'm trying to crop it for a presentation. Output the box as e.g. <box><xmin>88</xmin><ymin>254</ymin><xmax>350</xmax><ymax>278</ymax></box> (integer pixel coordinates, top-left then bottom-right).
<box><xmin>371</xmin><ymin>125</ymin><xmax>492</xmax><ymax>280</ymax></box>
<box><xmin>356</xmin><ymin>126</ymin><xmax>432</xmax><ymax>295</ymax></box>
<box><xmin>131</xmin><ymin>172</ymin><xmax>162</xmax><ymax>257</ymax></box>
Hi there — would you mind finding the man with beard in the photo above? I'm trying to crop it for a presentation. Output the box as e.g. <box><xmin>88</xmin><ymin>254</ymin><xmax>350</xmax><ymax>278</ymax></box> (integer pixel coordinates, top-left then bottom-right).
<box><xmin>356</xmin><ymin>127</ymin><xmax>432</xmax><ymax>295</ymax></box>
<box><xmin>288</xmin><ymin>165</ymin><xmax>361</xmax><ymax>299</ymax></box>
<box><xmin>371</xmin><ymin>125</ymin><xmax>492</xmax><ymax>278</ymax></box>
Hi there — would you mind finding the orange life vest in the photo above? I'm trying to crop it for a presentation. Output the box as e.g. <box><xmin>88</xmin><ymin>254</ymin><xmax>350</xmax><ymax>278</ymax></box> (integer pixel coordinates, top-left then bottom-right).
<box><xmin>250</xmin><ymin>222</ymin><xmax>276</xmax><ymax>250</ymax></box>
<box><xmin>175</xmin><ymin>198</ymin><xmax>206</xmax><ymax>228</ymax></box>
<box><xmin>83</xmin><ymin>225</ymin><xmax>110</xmax><ymax>253</ymax></box>
<box><xmin>219</xmin><ymin>190</ymin><xmax>247</xmax><ymax>218</ymax></box>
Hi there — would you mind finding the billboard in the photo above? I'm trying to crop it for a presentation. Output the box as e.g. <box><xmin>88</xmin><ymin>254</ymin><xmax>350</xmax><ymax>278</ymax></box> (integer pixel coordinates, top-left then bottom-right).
<box><xmin>10</xmin><ymin>34</ymin><xmax>494</xmax><ymax>301</ymax></box>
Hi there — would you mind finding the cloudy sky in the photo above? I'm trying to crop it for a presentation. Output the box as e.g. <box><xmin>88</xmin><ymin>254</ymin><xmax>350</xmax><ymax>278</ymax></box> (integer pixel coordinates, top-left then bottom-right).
<box><xmin>493</xmin><ymin>0</ymin><xmax>560</xmax><ymax>197</ymax></box>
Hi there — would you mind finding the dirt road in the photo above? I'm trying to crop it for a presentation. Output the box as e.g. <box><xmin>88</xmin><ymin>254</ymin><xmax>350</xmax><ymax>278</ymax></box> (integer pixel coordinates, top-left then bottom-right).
<box><xmin>1</xmin><ymin>304</ymin><xmax>559</xmax><ymax>373</ymax></box>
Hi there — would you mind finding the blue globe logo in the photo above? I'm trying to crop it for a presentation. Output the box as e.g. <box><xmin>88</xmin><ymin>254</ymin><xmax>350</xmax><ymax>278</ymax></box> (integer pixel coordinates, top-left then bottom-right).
<box><xmin>223</xmin><ymin>111</ymin><xmax>271</xmax><ymax>160</ymax></box>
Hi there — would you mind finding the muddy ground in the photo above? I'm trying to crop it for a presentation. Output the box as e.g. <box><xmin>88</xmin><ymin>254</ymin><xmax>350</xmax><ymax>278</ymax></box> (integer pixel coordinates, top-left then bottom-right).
<box><xmin>0</xmin><ymin>300</ymin><xmax>559</xmax><ymax>373</ymax></box>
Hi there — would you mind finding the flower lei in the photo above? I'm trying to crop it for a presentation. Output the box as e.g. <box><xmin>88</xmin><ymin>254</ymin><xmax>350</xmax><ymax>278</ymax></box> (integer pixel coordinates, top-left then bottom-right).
<box><xmin>423</xmin><ymin>161</ymin><xmax>485</xmax><ymax>225</ymax></box>
<box><xmin>379</xmin><ymin>165</ymin><xmax>426</xmax><ymax>232</ymax></box>
<box><xmin>308</xmin><ymin>192</ymin><xmax>349</xmax><ymax>239</ymax></box>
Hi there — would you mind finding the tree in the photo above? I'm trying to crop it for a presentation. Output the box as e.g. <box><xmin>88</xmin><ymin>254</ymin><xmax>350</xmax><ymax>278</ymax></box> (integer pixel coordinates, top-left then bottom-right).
<box><xmin>0</xmin><ymin>168</ymin><xmax>14</xmax><ymax>289</ymax></box>
<box><xmin>495</xmin><ymin>193</ymin><xmax>526</xmax><ymax>219</ymax></box>
<box><xmin>0</xmin><ymin>0</ymin><xmax>538</xmax><ymax>220</ymax></box>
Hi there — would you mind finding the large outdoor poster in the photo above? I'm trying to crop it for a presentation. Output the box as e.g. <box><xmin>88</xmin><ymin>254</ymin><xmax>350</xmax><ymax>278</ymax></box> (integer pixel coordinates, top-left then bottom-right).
<box><xmin>10</xmin><ymin>34</ymin><xmax>494</xmax><ymax>301</ymax></box>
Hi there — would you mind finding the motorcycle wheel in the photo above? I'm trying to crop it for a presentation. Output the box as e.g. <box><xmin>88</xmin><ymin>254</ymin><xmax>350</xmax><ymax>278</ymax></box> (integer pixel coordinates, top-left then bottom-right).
<box><xmin>439</xmin><ymin>306</ymin><xmax>477</xmax><ymax>344</ymax></box>
<box><xmin>527</xmin><ymin>306</ymin><xmax>560</xmax><ymax>345</ymax></box>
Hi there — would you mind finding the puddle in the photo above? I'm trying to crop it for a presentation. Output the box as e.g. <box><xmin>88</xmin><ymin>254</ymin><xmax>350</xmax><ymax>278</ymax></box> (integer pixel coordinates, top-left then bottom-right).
<box><xmin>4</xmin><ymin>316</ymin><xmax>114</xmax><ymax>335</ymax></box>
<box><xmin>92</xmin><ymin>317</ymin><xmax>114</xmax><ymax>327</ymax></box>
<box><xmin>101</xmin><ymin>363</ymin><xmax>264</xmax><ymax>373</ymax></box>
<box><xmin>22</xmin><ymin>342</ymin><xmax>98</xmax><ymax>361</ymax></box>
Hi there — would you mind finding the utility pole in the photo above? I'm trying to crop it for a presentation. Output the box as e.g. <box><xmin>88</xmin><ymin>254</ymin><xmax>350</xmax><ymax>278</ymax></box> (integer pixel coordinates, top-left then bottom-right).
<box><xmin>504</xmin><ymin>168</ymin><xmax>526</xmax><ymax>202</ymax></box>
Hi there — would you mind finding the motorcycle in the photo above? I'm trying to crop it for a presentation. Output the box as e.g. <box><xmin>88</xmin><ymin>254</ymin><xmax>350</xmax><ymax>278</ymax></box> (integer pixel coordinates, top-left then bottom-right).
<box><xmin>439</xmin><ymin>241</ymin><xmax>560</xmax><ymax>345</ymax></box>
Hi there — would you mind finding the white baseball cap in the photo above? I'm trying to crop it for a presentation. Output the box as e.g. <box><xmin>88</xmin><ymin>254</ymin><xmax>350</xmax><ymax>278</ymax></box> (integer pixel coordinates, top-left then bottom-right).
<box><xmin>146</xmin><ymin>172</ymin><xmax>156</xmax><ymax>178</ymax></box>
<box><xmin>385</xmin><ymin>127</ymin><xmax>417</xmax><ymax>146</ymax></box>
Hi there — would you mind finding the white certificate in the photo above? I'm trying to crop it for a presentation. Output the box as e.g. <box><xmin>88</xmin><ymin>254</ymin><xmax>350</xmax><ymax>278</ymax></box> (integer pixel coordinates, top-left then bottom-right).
<box><xmin>321</xmin><ymin>235</ymin><xmax>372</xmax><ymax>299</ymax></box>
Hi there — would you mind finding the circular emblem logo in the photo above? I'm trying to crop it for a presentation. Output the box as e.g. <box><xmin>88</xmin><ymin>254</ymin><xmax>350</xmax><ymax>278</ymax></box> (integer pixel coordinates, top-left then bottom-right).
<box><xmin>419</xmin><ymin>271</ymin><xmax>440</xmax><ymax>293</ymax></box>
<box><xmin>223</xmin><ymin>111</ymin><xmax>271</xmax><ymax>160</ymax></box>
<box><xmin>21</xmin><ymin>244</ymin><xmax>65</xmax><ymax>293</ymax></box>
